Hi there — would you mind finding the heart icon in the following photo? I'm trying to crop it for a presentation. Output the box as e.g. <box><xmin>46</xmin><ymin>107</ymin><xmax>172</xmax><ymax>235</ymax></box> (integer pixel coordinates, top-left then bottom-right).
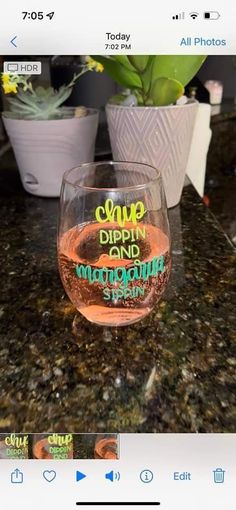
<box><xmin>43</xmin><ymin>470</ymin><xmax>56</xmax><ymax>482</ymax></box>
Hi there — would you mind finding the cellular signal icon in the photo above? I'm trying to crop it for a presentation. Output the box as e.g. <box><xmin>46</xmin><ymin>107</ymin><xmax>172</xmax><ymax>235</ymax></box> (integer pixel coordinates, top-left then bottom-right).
<box><xmin>172</xmin><ymin>12</ymin><xmax>185</xmax><ymax>20</ymax></box>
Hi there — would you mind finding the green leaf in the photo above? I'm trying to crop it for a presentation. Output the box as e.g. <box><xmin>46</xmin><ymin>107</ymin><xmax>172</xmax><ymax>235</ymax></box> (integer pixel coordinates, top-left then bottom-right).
<box><xmin>151</xmin><ymin>55</ymin><xmax>207</xmax><ymax>87</ymax></box>
<box><xmin>111</xmin><ymin>56</ymin><xmax>136</xmax><ymax>71</ymax></box>
<box><xmin>93</xmin><ymin>55</ymin><xmax>142</xmax><ymax>89</ymax></box>
<box><xmin>49</xmin><ymin>87</ymin><xmax>73</xmax><ymax>108</ymax></box>
<box><xmin>7</xmin><ymin>96</ymin><xmax>39</xmax><ymax>113</ymax></box>
<box><xmin>34</xmin><ymin>86</ymin><xmax>56</xmax><ymax>99</ymax></box>
<box><xmin>140</xmin><ymin>56</ymin><xmax>155</xmax><ymax>95</ymax></box>
<box><xmin>149</xmin><ymin>77</ymin><xmax>184</xmax><ymax>106</ymax></box>
<box><xmin>108</xmin><ymin>94</ymin><xmax>129</xmax><ymax>105</ymax></box>
<box><xmin>127</xmin><ymin>56</ymin><xmax>150</xmax><ymax>72</ymax></box>
<box><xmin>13</xmin><ymin>89</ymin><xmax>39</xmax><ymax>107</ymax></box>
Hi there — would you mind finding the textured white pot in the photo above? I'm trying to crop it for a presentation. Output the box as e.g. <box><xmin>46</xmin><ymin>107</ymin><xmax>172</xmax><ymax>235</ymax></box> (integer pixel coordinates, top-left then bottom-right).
<box><xmin>2</xmin><ymin>109</ymin><xmax>99</xmax><ymax>197</ymax></box>
<box><xmin>106</xmin><ymin>103</ymin><xmax>198</xmax><ymax>208</ymax></box>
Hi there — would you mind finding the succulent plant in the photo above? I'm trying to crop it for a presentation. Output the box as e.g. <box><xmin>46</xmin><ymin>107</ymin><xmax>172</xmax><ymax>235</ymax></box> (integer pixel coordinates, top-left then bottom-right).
<box><xmin>4</xmin><ymin>85</ymin><xmax>74</xmax><ymax>120</ymax></box>
<box><xmin>93</xmin><ymin>55</ymin><xmax>207</xmax><ymax>106</ymax></box>
<box><xmin>1</xmin><ymin>57</ymin><xmax>104</xmax><ymax>120</ymax></box>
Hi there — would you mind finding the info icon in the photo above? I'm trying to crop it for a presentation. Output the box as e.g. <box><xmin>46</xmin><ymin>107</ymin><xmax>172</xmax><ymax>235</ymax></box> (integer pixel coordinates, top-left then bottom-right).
<box><xmin>140</xmin><ymin>469</ymin><xmax>154</xmax><ymax>483</ymax></box>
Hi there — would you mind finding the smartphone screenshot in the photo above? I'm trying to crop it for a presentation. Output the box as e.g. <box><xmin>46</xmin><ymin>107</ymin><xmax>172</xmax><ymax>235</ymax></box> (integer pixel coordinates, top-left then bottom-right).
<box><xmin>0</xmin><ymin>1</ymin><xmax>235</xmax><ymax>508</ymax></box>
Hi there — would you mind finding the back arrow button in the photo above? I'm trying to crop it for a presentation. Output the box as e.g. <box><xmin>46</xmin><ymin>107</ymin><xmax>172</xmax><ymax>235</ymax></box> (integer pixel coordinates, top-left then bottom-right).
<box><xmin>10</xmin><ymin>36</ymin><xmax>17</xmax><ymax>48</ymax></box>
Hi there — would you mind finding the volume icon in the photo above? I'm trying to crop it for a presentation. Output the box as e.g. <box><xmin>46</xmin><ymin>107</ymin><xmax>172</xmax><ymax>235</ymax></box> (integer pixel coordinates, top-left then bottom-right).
<box><xmin>172</xmin><ymin>12</ymin><xmax>185</xmax><ymax>20</ymax></box>
<box><xmin>105</xmin><ymin>470</ymin><xmax>120</xmax><ymax>482</ymax></box>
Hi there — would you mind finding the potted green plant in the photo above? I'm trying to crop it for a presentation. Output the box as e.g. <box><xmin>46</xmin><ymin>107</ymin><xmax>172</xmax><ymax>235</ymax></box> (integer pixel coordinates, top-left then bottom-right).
<box><xmin>94</xmin><ymin>55</ymin><xmax>207</xmax><ymax>207</ymax></box>
<box><xmin>1</xmin><ymin>58</ymin><xmax>103</xmax><ymax>197</ymax></box>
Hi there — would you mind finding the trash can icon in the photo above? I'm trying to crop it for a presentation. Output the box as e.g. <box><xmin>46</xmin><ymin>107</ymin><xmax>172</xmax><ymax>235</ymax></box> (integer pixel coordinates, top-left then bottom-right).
<box><xmin>213</xmin><ymin>468</ymin><xmax>225</xmax><ymax>483</ymax></box>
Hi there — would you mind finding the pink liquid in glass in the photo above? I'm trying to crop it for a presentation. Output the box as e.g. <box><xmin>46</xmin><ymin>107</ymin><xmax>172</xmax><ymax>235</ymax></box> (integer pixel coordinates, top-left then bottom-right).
<box><xmin>58</xmin><ymin>222</ymin><xmax>171</xmax><ymax>326</ymax></box>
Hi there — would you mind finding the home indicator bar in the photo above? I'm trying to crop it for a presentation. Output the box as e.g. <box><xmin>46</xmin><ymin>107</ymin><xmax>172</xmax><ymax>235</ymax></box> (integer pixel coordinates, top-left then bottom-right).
<box><xmin>76</xmin><ymin>504</ymin><xmax>161</xmax><ymax>506</ymax></box>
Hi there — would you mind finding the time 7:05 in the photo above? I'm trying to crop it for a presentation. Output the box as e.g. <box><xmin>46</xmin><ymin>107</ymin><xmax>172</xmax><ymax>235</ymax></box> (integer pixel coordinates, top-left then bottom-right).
<box><xmin>22</xmin><ymin>11</ymin><xmax>55</xmax><ymax>20</ymax></box>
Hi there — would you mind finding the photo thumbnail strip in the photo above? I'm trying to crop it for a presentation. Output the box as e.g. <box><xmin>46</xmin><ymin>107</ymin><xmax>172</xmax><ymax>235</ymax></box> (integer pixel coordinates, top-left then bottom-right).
<box><xmin>0</xmin><ymin>433</ymin><xmax>119</xmax><ymax>460</ymax></box>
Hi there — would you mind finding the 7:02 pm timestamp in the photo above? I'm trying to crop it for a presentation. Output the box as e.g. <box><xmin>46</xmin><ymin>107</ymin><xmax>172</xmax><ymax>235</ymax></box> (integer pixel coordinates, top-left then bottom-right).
<box><xmin>105</xmin><ymin>43</ymin><xmax>132</xmax><ymax>50</ymax></box>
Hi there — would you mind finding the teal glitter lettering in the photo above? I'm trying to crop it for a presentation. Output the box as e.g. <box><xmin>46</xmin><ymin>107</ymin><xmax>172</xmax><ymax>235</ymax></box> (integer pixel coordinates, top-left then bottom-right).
<box><xmin>75</xmin><ymin>255</ymin><xmax>165</xmax><ymax>287</ymax></box>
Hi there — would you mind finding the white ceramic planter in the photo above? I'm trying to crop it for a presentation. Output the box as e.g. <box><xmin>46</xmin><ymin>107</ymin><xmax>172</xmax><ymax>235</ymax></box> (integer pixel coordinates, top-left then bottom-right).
<box><xmin>185</xmin><ymin>103</ymin><xmax>212</xmax><ymax>197</ymax></box>
<box><xmin>106</xmin><ymin>103</ymin><xmax>198</xmax><ymax>208</ymax></box>
<box><xmin>2</xmin><ymin>109</ymin><xmax>99</xmax><ymax>197</ymax></box>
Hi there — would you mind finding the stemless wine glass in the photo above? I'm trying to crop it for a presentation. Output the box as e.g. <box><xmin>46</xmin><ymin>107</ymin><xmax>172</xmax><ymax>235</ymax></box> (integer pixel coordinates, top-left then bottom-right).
<box><xmin>57</xmin><ymin>161</ymin><xmax>171</xmax><ymax>327</ymax></box>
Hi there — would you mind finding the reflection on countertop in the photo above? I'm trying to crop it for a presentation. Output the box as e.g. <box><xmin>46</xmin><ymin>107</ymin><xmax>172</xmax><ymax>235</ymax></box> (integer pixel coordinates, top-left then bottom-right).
<box><xmin>0</xmin><ymin>163</ymin><xmax>235</xmax><ymax>433</ymax></box>
<box><xmin>205</xmin><ymin>99</ymin><xmax>236</xmax><ymax>245</ymax></box>
<box><xmin>210</xmin><ymin>100</ymin><xmax>236</xmax><ymax>122</ymax></box>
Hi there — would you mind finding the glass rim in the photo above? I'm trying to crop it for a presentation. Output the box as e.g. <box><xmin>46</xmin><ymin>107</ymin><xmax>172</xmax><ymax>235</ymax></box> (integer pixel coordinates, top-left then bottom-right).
<box><xmin>62</xmin><ymin>160</ymin><xmax>161</xmax><ymax>192</ymax></box>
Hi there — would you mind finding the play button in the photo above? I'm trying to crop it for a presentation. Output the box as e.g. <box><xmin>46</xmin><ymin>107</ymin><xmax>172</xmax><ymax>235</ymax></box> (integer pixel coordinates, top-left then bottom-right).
<box><xmin>76</xmin><ymin>471</ymin><xmax>86</xmax><ymax>482</ymax></box>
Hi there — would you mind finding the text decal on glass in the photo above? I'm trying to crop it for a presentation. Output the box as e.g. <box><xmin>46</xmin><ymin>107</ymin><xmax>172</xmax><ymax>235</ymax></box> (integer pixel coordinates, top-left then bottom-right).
<box><xmin>75</xmin><ymin>199</ymin><xmax>165</xmax><ymax>301</ymax></box>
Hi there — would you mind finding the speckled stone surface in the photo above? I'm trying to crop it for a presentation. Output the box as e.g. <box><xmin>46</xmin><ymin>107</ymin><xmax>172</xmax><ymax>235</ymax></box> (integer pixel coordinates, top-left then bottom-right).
<box><xmin>205</xmin><ymin>115</ymin><xmax>236</xmax><ymax>245</ymax></box>
<box><xmin>0</xmin><ymin>164</ymin><xmax>235</xmax><ymax>433</ymax></box>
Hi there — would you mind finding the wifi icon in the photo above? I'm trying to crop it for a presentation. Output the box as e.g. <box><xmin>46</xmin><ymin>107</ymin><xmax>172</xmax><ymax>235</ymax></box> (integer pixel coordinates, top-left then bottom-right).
<box><xmin>189</xmin><ymin>12</ymin><xmax>199</xmax><ymax>19</ymax></box>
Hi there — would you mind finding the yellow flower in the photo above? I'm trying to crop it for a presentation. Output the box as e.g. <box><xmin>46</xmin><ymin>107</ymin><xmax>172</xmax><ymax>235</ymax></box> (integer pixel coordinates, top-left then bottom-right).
<box><xmin>2</xmin><ymin>82</ymin><xmax>18</xmax><ymax>94</ymax></box>
<box><xmin>2</xmin><ymin>73</ymin><xmax>10</xmax><ymax>84</ymax></box>
<box><xmin>86</xmin><ymin>57</ymin><xmax>96</xmax><ymax>70</ymax></box>
<box><xmin>95</xmin><ymin>62</ymin><xmax>104</xmax><ymax>73</ymax></box>
<box><xmin>1</xmin><ymin>73</ymin><xmax>18</xmax><ymax>93</ymax></box>
<box><xmin>85</xmin><ymin>57</ymin><xmax>104</xmax><ymax>73</ymax></box>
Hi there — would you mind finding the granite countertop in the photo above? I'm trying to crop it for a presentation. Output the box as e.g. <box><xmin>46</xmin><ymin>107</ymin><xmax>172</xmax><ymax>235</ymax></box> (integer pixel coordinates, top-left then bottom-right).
<box><xmin>206</xmin><ymin>102</ymin><xmax>236</xmax><ymax>245</ymax></box>
<box><xmin>0</xmin><ymin>164</ymin><xmax>235</xmax><ymax>433</ymax></box>
<box><xmin>210</xmin><ymin>100</ymin><xmax>236</xmax><ymax>124</ymax></box>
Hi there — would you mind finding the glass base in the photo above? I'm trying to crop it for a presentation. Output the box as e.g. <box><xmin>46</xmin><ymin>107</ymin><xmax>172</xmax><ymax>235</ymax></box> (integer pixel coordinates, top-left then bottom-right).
<box><xmin>72</xmin><ymin>314</ymin><xmax>123</xmax><ymax>344</ymax></box>
<box><xmin>75</xmin><ymin>305</ymin><xmax>151</xmax><ymax>327</ymax></box>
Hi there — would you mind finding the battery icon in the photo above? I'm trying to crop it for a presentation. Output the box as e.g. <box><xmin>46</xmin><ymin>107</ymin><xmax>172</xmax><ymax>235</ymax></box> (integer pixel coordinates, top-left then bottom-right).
<box><xmin>204</xmin><ymin>11</ymin><xmax>221</xmax><ymax>20</ymax></box>
<box><xmin>213</xmin><ymin>468</ymin><xmax>225</xmax><ymax>483</ymax></box>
